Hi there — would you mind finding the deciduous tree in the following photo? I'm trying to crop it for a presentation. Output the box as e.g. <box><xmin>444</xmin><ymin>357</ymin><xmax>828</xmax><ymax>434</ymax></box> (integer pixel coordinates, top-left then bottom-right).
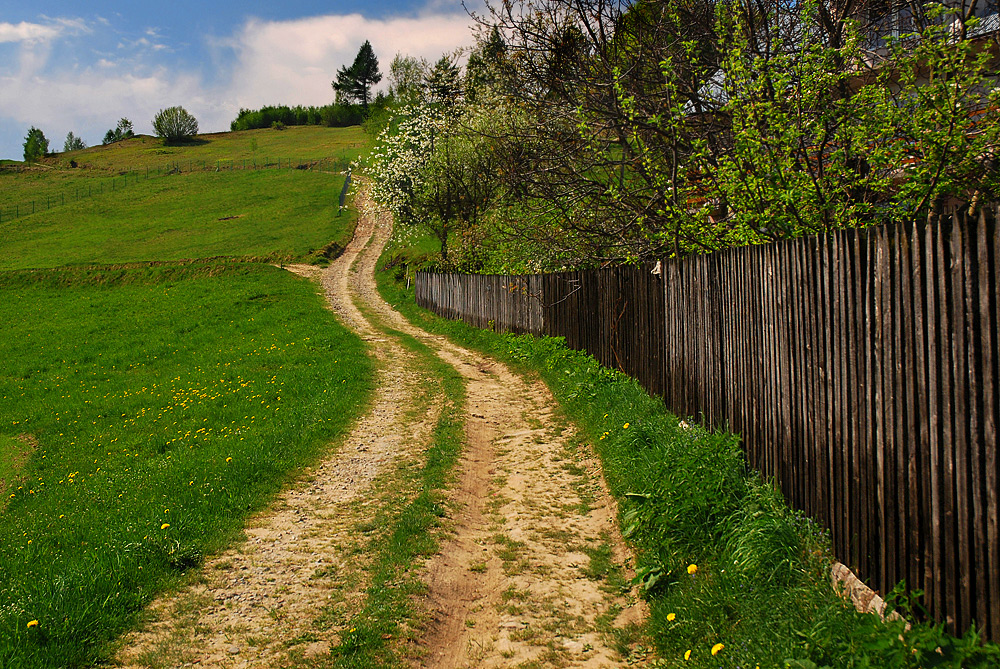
<box><xmin>152</xmin><ymin>107</ymin><xmax>199</xmax><ymax>145</ymax></box>
<box><xmin>23</xmin><ymin>127</ymin><xmax>49</xmax><ymax>162</ymax></box>
<box><xmin>102</xmin><ymin>118</ymin><xmax>135</xmax><ymax>145</ymax></box>
<box><xmin>388</xmin><ymin>53</ymin><xmax>428</xmax><ymax>104</ymax></box>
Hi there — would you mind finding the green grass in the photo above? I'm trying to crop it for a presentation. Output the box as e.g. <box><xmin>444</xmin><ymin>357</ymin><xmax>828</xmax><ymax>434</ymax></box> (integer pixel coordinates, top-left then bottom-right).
<box><xmin>0</xmin><ymin>126</ymin><xmax>364</xmax><ymax>239</ymax></box>
<box><xmin>0</xmin><ymin>169</ymin><xmax>355</xmax><ymax>270</ymax></box>
<box><xmin>328</xmin><ymin>327</ymin><xmax>466</xmax><ymax>668</ymax></box>
<box><xmin>372</xmin><ymin>232</ymin><xmax>1000</xmax><ymax>669</ymax></box>
<box><xmin>48</xmin><ymin>125</ymin><xmax>366</xmax><ymax>171</ymax></box>
<box><xmin>0</xmin><ymin>263</ymin><xmax>374</xmax><ymax>668</ymax></box>
<box><xmin>0</xmin><ymin>434</ymin><xmax>33</xmax><ymax>503</ymax></box>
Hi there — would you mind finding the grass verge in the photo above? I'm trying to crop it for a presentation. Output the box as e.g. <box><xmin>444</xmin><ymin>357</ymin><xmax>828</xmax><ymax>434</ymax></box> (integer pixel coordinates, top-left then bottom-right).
<box><xmin>373</xmin><ymin>244</ymin><xmax>1000</xmax><ymax>669</ymax></box>
<box><xmin>325</xmin><ymin>326</ymin><xmax>465</xmax><ymax>668</ymax></box>
<box><xmin>0</xmin><ymin>263</ymin><xmax>374</xmax><ymax>668</ymax></box>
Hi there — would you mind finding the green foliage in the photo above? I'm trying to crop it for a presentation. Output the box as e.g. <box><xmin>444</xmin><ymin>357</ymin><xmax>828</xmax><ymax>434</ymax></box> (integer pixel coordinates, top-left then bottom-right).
<box><xmin>465</xmin><ymin>27</ymin><xmax>508</xmax><ymax>103</ymax></box>
<box><xmin>22</xmin><ymin>127</ymin><xmax>48</xmax><ymax>163</ymax></box>
<box><xmin>102</xmin><ymin>118</ymin><xmax>134</xmax><ymax>146</ymax></box>
<box><xmin>333</xmin><ymin>40</ymin><xmax>383</xmax><ymax>108</ymax></box>
<box><xmin>425</xmin><ymin>55</ymin><xmax>462</xmax><ymax>105</ymax></box>
<box><xmin>703</xmin><ymin>2</ymin><xmax>1000</xmax><ymax>244</ymax></box>
<box><xmin>63</xmin><ymin>132</ymin><xmax>86</xmax><ymax>153</ymax></box>
<box><xmin>416</xmin><ymin>0</ymin><xmax>1000</xmax><ymax>267</ymax></box>
<box><xmin>0</xmin><ymin>264</ymin><xmax>373</xmax><ymax>667</ymax></box>
<box><xmin>229</xmin><ymin>104</ymin><xmax>364</xmax><ymax>131</ymax></box>
<box><xmin>152</xmin><ymin>106</ymin><xmax>199</xmax><ymax>145</ymax></box>
<box><xmin>387</xmin><ymin>53</ymin><xmax>429</xmax><ymax>105</ymax></box>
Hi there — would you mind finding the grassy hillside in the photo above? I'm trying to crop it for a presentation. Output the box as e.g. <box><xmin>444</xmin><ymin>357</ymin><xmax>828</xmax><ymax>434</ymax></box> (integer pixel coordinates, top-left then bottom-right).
<box><xmin>49</xmin><ymin>125</ymin><xmax>367</xmax><ymax>170</ymax></box>
<box><xmin>0</xmin><ymin>125</ymin><xmax>376</xmax><ymax>667</ymax></box>
<box><xmin>0</xmin><ymin>170</ymin><xmax>352</xmax><ymax>270</ymax></box>
<box><xmin>0</xmin><ymin>126</ymin><xmax>363</xmax><ymax>231</ymax></box>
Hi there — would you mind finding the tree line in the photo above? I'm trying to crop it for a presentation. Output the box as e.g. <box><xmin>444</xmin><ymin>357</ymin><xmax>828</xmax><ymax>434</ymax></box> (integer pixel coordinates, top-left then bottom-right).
<box><xmin>365</xmin><ymin>0</ymin><xmax>1000</xmax><ymax>271</ymax></box>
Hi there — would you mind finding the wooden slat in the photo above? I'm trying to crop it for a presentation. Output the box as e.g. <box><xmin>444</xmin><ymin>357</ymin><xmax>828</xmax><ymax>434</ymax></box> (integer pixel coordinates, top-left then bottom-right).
<box><xmin>413</xmin><ymin>207</ymin><xmax>1000</xmax><ymax>639</ymax></box>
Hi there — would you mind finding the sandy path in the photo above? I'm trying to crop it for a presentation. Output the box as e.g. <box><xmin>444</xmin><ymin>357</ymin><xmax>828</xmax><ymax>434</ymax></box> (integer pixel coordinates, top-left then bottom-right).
<box><xmin>114</xmin><ymin>194</ymin><xmax>436</xmax><ymax>667</ymax></box>
<box><xmin>114</xmin><ymin>188</ymin><xmax>646</xmax><ymax>667</ymax></box>
<box><xmin>346</xmin><ymin>195</ymin><xmax>648</xmax><ymax>667</ymax></box>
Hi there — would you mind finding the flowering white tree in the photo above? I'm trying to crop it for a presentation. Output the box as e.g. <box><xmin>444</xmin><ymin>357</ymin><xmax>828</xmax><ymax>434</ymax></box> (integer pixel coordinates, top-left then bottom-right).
<box><xmin>365</xmin><ymin>101</ymin><xmax>505</xmax><ymax>263</ymax></box>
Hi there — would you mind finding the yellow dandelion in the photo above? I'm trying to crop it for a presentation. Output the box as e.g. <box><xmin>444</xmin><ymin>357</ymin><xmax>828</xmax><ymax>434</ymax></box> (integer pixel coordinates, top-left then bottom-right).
<box><xmin>161</xmin><ymin>523</ymin><xmax>170</xmax><ymax>530</ymax></box>
<box><xmin>27</xmin><ymin>620</ymin><xmax>38</xmax><ymax>628</ymax></box>
<box><xmin>667</xmin><ymin>612</ymin><xmax>676</xmax><ymax>621</ymax></box>
<box><xmin>687</xmin><ymin>563</ymin><xmax>698</xmax><ymax>575</ymax></box>
<box><xmin>711</xmin><ymin>643</ymin><xmax>724</xmax><ymax>656</ymax></box>
<box><xmin>684</xmin><ymin>649</ymin><xmax>691</xmax><ymax>660</ymax></box>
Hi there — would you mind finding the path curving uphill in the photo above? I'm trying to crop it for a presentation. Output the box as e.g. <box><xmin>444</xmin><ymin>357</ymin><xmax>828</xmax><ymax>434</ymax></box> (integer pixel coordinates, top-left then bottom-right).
<box><xmin>114</xmin><ymin>188</ymin><xmax>646</xmax><ymax>668</ymax></box>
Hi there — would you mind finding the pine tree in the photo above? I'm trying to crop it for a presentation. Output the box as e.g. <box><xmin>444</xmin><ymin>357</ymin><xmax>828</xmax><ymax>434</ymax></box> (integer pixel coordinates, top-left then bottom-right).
<box><xmin>426</xmin><ymin>56</ymin><xmax>462</xmax><ymax>105</ymax></box>
<box><xmin>332</xmin><ymin>41</ymin><xmax>382</xmax><ymax>109</ymax></box>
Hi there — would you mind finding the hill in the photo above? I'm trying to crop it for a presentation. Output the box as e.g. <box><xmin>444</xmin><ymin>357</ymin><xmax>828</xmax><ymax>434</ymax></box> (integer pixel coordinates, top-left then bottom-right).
<box><xmin>0</xmin><ymin>126</ymin><xmax>361</xmax><ymax>270</ymax></box>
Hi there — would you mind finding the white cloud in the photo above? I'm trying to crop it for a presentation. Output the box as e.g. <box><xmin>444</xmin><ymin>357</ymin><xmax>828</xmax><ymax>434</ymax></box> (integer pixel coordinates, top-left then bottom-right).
<box><xmin>0</xmin><ymin>21</ymin><xmax>61</xmax><ymax>44</ymax></box>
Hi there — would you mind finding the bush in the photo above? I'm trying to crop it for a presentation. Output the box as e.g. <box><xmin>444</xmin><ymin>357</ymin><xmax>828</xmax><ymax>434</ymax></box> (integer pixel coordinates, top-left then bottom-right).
<box><xmin>152</xmin><ymin>106</ymin><xmax>199</xmax><ymax>144</ymax></box>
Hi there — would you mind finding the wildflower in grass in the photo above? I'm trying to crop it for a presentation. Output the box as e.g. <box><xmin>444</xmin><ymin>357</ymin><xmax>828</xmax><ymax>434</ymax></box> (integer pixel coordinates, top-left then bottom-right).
<box><xmin>687</xmin><ymin>563</ymin><xmax>698</xmax><ymax>575</ymax></box>
<box><xmin>161</xmin><ymin>523</ymin><xmax>170</xmax><ymax>530</ymax></box>
<box><xmin>623</xmin><ymin>422</ymin><xmax>630</xmax><ymax>429</ymax></box>
<box><xmin>667</xmin><ymin>612</ymin><xmax>676</xmax><ymax>621</ymax></box>
<box><xmin>711</xmin><ymin>643</ymin><xmax>724</xmax><ymax>656</ymax></box>
<box><xmin>684</xmin><ymin>649</ymin><xmax>691</xmax><ymax>660</ymax></box>
<box><xmin>27</xmin><ymin>620</ymin><xmax>38</xmax><ymax>628</ymax></box>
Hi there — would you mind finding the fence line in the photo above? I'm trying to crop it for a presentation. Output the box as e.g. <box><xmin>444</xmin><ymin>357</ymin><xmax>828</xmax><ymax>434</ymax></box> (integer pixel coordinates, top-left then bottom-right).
<box><xmin>416</xmin><ymin>210</ymin><xmax>1000</xmax><ymax>641</ymax></box>
<box><xmin>0</xmin><ymin>156</ymin><xmax>351</xmax><ymax>224</ymax></box>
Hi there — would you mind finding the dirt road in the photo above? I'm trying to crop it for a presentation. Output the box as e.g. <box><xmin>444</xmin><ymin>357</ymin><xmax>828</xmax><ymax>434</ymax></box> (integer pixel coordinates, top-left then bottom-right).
<box><xmin>115</xmin><ymin>190</ymin><xmax>646</xmax><ymax>668</ymax></box>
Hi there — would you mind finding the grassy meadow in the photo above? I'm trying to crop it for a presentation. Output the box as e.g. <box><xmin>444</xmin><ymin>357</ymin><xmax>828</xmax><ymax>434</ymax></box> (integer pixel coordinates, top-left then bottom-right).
<box><xmin>0</xmin><ymin>170</ymin><xmax>354</xmax><ymax>270</ymax></box>
<box><xmin>0</xmin><ymin>126</ymin><xmax>375</xmax><ymax>667</ymax></box>
<box><xmin>0</xmin><ymin>125</ymin><xmax>364</xmax><ymax>226</ymax></box>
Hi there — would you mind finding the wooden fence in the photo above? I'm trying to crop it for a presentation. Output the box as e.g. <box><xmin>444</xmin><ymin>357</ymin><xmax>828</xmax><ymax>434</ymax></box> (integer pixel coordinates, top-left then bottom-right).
<box><xmin>415</xmin><ymin>210</ymin><xmax>1000</xmax><ymax>640</ymax></box>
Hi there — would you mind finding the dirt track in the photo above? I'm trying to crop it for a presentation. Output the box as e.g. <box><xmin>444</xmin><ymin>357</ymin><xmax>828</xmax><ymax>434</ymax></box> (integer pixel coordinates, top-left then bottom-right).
<box><xmin>114</xmin><ymin>189</ymin><xmax>646</xmax><ymax>668</ymax></box>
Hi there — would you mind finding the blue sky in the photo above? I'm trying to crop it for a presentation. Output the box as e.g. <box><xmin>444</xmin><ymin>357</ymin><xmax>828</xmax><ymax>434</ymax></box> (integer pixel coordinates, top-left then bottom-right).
<box><xmin>0</xmin><ymin>1</ymin><xmax>478</xmax><ymax>159</ymax></box>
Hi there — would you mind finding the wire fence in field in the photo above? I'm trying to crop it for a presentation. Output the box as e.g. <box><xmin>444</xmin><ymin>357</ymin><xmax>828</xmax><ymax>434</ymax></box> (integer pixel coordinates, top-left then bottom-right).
<box><xmin>0</xmin><ymin>156</ymin><xmax>352</xmax><ymax>224</ymax></box>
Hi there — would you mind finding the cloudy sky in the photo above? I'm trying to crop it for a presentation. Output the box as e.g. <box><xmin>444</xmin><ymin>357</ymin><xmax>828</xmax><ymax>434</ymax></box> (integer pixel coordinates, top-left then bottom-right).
<box><xmin>0</xmin><ymin>1</ymin><xmax>480</xmax><ymax>159</ymax></box>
